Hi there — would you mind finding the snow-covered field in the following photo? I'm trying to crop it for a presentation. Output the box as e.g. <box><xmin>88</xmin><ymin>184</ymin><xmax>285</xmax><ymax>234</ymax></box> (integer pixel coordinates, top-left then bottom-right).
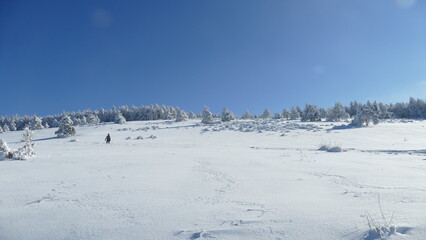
<box><xmin>1</xmin><ymin>119</ymin><xmax>426</xmax><ymax>240</ymax></box>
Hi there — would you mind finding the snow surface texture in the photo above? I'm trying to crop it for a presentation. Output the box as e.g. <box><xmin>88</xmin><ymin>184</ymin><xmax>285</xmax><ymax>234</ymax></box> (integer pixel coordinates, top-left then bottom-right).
<box><xmin>1</xmin><ymin>119</ymin><xmax>426</xmax><ymax>240</ymax></box>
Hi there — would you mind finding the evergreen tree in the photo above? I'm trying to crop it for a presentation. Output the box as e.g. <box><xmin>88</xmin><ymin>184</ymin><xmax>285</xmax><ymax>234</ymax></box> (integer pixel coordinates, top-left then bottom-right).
<box><xmin>290</xmin><ymin>107</ymin><xmax>301</xmax><ymax>120</ymax></box>
<box><xmin>301</xmin><ymin>104</ymin><xmax>321</xmax><ymax>122</ymax></box>
<box><xmin>261</xmin><ymin>108</ymin><xmax>271</xmax><ymax>119</ymax></box>
<box><xmin>221</xmin><ymin>108</ymin><xmax>236</xmax><ymax>122</ymax></box>
<box><xmin>55</xmin><ymin>115</ymin><xmax>76</xmax><ymax>138</ymax></box>
<box><xmin>201</xmin><ymin>106</ymin><xmax>214</xmax><ymax>124</ymax></box>
<box><xmin>352</xmin><ymin>103</ymin><xmax>379</xmax><ymax>127</ymax></box>
<box><xmin>175</xmin><ymin>108</ymin><xmax>188</xmax><ymax>122</ymax></box>
<box><xmin>282</xmin><ymin>109</ymin><xmax>291</xmax><ymax>119</ymax></box>
<box><xmin>242</xmin><ymin>110</ymin><xmax>253</xmax><ymax>119</ymax></box>
<box><xmin>327</xmin><ymin>102</ymin><xmax>350</xmax><ymax>122</ymax></box>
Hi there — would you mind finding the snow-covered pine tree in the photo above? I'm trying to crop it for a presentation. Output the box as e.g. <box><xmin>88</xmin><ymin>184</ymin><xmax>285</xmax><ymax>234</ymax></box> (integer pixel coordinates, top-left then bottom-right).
<box><xmin>282</xmin><ymin>109</ymin><xmax>291</xmax><ymax>120</ymax></box>
<box><xmin>55</xmin><ymin>115</ymin><xmax>76</xmax><ymax>138</ymax></box>
<box><xmin>43</xmin><ymin>122</ymin><xmax>50</xmax><ymax>129</ymax></box>
<box><xmin>290</xmin><ymin>107</ymin><xmax>301</xmax><ymax>120</ymax></box>
<box><xmin>301</xmin><ymin>104</ymin><xmax>321</xmax><ymax>122</ymax></box>
<box><xmin>261</xmin><ymin>108</ymin><xmax>271</xmax><ymax>119</ymax></box>
<box><xmin>114</xmin><ymin>111</ymin><xmax>126</xmax><ymax>124</ymax></box>
<box><xmin>241</xmin><ymin>110</ymin><xmax>253</xmax><ymax>120</ymax></box>
<box><xmin>30</xmin><ymin>116</ymin><xmax>44</xmax><ymax>130</ymax></box>
<box><xmin>273</xmin><ymin>113</ymin><xmax>282</xmax><ymax>119</ymax></box>
<box><xmin>0</xmin><ymin>139</ymin><xmax>10</xmax><ymax>152</ymax></box>
<box><xmin>87</xmin><ymin>113</ymin><xmax>100</xmax><ymax>125</ymax></box>
<box><xmin>13</xmin><ymin>127</ymin><xmax>35</xmax><ymax>160</ymax></box>
<box><xmin>187</xmin><ymin>111</ymin><xmax>196</xmax><ymax>119</ymax></box>
<box><xmin>21</xmin><ymin>126</ymin><xmax>33</xmax><ymax>142</ymax></box>
<box><xmin>352</xmin><ymin>103</ymin><xmax>379</xmax><ymax>127</ymax></box>
<box><xmin>327</xmin><ymin>102</ymin><xmax>350</xmax><ymax>122</ymax></box>
<box><xmin>175</xmin><ymin>108</ymin><xmax>188</xmax><ymax>122</ymax></box>
<box><xmin>0</xmin><ymin>126</ymin><xmax>3</xmax><ymax>134</ymax></box>
<box><xmin>221</xmin><ymin>108</ymin><xmax>236</xmax><ymax>122</ymax></box>
<box><xmin>2</xmin><ymin>124</ymin><xmax>9</xmax><ymax>132</ymax></box>
<box><xmin>201</xmin><ymin>106</ymin><xmax>214</xmax><ymax>124</ymax></box>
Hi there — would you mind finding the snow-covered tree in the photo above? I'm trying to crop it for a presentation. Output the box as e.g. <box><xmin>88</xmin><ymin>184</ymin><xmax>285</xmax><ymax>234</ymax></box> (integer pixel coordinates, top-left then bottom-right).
<box><xmin>187</xmin><ymin>111</ymin><xmax>197</xmax><ymax>119</ymax></box>
<box><xmin>21</xmin><ymin>126</ymin><xmax>33</xmax><ymax>142</ymax></box>
<box><xmin>221</xmin><ymin>108</ymin><xmax>236</xmax><ymax>122</ymax></box>
<box><xmin>2</xmin><ymin>124</ymin><xmax>9</xmax><ymax>132</ymax></box>
<box><xmin>55</xmin><ymin>115</ymin><xmax>76</xmax><ymax>138</ymax></box>
<box><xmin>282</xmin><ymin>109</ymin><xmax>291</xmax><ymax>119</ymax></box>
<box><xmin>87</xmin><ymin>113</ymin><xmax>100</xmax><ymax>125</ymax></box>
<box><xmin>175</xmin><ymin>108</ymin><xmax>188</xmax><ymax>122</ymax></box>
<box><xmin>43</xmin><ymin>122</ymin><xmax>50</xmax><ymax>129</ymax></box>
<box><xmin>261</xmin><ymin>108</ymin><xmax>271</xmax><ymax>119</ymax></box>
<box><xmin>290</xmin><ymin>107</ymin><xmax>301</xmax><ymax>120</ymax></box>
<box><xmin>352</xmin><ymin>103</ymin><xmax>379</xmax><ymax>127</ymax></box>
<box><xmin>0</xmin><ymin>126</ymin><xmax>3</xmax><ymax>134</ymax></box>
<box><xmin>301</xmin><ymin>104</ymin><xmax>321</xmax><ymax>122</ymax></box>
<box><xmin>241</xmin><ymin>111</ymin><xmax>253</xmax><ymax>120</ymax></box>
<box><xmin>13</xmin><ymin>127</ymin><xmax>35</xmax><ymax>160</ymax></box>
<box><xmin>273</xmin><ymin>113</ymin><xmax>282</xmax><ymax>119</ymax></box>
<box><xmin>0</xmin><ymin>139</ymin><xmax>10</xmax><ymax>152</ymax></box>
<box><xmin>201</xmin><ymin>106</ymin><xmax>214</xmax><ymax>124</ymax></box>
<box><xmin>327</xmin><ymin>102</ymin><xmax>350</xmax><ymax>122</ymax></box>
<box><xmin>30</xmin><ymin>116</ymin><xmax>44</xmax><ymax>130</ymax></box>
<box><xmin>114</xmin><ymin>111</ymin><xmax>126</xmax><ymax>124</ymax></box>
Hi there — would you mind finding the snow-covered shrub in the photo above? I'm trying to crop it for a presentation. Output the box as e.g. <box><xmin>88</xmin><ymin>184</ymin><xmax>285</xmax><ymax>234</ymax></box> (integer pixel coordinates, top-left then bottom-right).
<box><xmin>176</xmin><ymin>108</ymin><xmax>188</xmax><ymax>122</ymax></box>
<box><xmin>221</xmin><ymin>108</ymin><xmax>236</xmax><ymax>122</ymax></box>
<box><xmin>261</xmin><ymin>108</ymin><xmax>271</xmax><ymax>119</ymax></box>
<box><xmin>30</xmin><ymin>116</ymin><xmax>44</xmax><ymax>130</ymax></box>
<box><xmin>318</xmin><ymin>141</ymin><xmax>342</xmax><ymax>152</ymax></box>
<box><xmin>363</xmin><ymin>195</ymin><xmax>398</xmax><ymax>240</ymax></box>
<box><xmin>201</xmin><ymin>106</ymin><xmax>214</xmax><ymax>124</ymax></box>
<box><xmin>55</xmin><ymin>115</ymin><xmax>76</xmax><ymax>138</ymax></box>
<box><xmin>12</xmin><ymin>128</ymin><xmax>35</xmax><ymax>160</ymax></box>
<box><xmin>352</xmin><ymin>103</ymin><xmax>379</xmax><ymax>127</ymax></box>
<box><xmin>327</xmin><ymin>102</ymin><xmax>350</xmax><ymax>122</ymax></box>
<box><xmin>301</xmin><ymin>104</ymin><xmax>321</xmax><ymax>122</ymax></box>
<box><xmin>241</xmin><ymin>111</ymin><xmax>253</xmax><ymax>119</ymax></box>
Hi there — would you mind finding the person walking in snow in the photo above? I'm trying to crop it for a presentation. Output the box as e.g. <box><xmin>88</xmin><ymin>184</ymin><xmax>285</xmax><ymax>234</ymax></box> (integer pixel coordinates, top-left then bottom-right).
<box><xmin>105</xmin><ymin>134</ymin><xmax>111</xmax><ymax>144</ymax></box>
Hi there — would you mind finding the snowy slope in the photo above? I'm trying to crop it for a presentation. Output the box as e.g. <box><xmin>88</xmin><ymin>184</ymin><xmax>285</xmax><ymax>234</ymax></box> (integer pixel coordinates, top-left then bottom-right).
<box><xmin>0</xmin><ymin>119</ymin><xmax>425</xmax><ymax>240</ymax></box>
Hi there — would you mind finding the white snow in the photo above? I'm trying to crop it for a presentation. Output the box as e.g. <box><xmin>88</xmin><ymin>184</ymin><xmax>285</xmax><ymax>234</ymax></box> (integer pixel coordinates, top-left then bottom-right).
<box><xmin>1</xmin><ymin>119</ymin><xmax>426</xmax><ymax>240</ymax></box>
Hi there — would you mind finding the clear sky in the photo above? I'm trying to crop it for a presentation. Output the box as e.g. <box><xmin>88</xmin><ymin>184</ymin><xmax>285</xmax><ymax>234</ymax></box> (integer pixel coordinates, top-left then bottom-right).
<box><xmin>1</xmin><ymin>0</ymin><xmax>426</xmax><ymax>116</ymax></box>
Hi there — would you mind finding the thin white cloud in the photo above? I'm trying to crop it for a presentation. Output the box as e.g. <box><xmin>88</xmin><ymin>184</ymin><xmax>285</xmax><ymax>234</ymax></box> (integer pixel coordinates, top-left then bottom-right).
<box><xmin>395</xmin><ymin>0</ymin><xmax>417</xmax><ymax>9</ymax></box>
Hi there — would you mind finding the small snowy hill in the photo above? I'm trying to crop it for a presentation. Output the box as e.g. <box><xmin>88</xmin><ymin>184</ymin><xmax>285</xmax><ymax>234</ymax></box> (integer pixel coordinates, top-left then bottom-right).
<box><xmin>1</xmin><ymin>119</ymin><xmax>426</xmax><ymax>240</ymax></box>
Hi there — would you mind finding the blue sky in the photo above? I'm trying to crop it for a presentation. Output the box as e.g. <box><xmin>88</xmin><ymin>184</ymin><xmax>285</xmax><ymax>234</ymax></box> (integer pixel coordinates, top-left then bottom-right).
<box><xmin>1</xmin><ymin>0</ymin><xmax>426</xmax><ymax>116</ymax></box>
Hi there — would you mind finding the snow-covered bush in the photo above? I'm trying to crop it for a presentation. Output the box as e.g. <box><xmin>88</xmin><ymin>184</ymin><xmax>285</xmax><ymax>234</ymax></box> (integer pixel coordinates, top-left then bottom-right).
<box><xmin>55</xmin><ymin>115</ymin><xmax>76</xmax><ymax>138</ymax></box>
<box><xmin>327</xmin><ymin>102</ymin><xmax>350</xmax><ymax>122</ymax></box>
<box><xmin>261</xmin><ymin>108</ymin><xmax>271</xmax><ymax>119</ymax></box>
<box><xmin>301</xmin><ymin>104</ymin><xmax>321</xmax><ymax>122</ymax></box>
<box><xmin>201</xmin><ymin>106</ymin><xmax>214</xmax><ymax>124</ymax></box>
<box><xmin>221</xmin><ymin>108</ymin><xmax>236</xmax><ymax>122</ymax></box>
<box><xmin>176</xmin><ymin>108</ymin><xmax>188</xmax><ymax>122</ymax></box>
<box><xmin>352</xmin><ymin>103</ymin><xmax>379</xmax><ymax>127</ymax></box>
